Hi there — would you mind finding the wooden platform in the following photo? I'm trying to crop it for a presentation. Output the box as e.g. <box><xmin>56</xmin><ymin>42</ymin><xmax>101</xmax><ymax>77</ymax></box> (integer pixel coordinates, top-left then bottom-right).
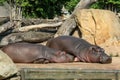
<box><xmin>16</xmin><ymin>57</ymin><xmax>120</xmax><ymax>80</ymax></box>
<box><xmin>16</xmin><ymin>57</ymin><xmax>120</xmax><ymax>70</ymax></box>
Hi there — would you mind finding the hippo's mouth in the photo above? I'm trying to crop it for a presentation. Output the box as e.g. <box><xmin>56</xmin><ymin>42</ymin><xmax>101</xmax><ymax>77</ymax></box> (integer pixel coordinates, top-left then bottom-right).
<box><xmin>99</xmin><ymin>55</ymin><xmax>112</xmax><ymax>64</ymax></box>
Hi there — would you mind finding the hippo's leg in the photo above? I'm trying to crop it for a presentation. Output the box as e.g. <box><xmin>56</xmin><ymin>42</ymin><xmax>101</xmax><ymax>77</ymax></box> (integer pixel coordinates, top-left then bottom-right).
<box><xmin>74</xmin><ymin>57</ymin><xmax>80</xmax><ymax>62</ymax></box>
<box><xmin>33</xmin><ymin>58</ymin><xmax>50</xmax><ymax>64</ymax></box>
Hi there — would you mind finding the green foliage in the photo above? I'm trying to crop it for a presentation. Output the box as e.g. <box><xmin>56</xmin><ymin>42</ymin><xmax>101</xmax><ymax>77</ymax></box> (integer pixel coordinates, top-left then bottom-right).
<box><xmin>0</xmin><ymin>0</ymin><xmax>120</xmax><ymax>18</ymax></box>
<box><xmin>0</xmin><ymin>0</ymin><xmax>5</xmax><ymax>5</ymax></box>
<box><xmin>19</xmin><ymin>0</ymin><xmax>70</xmax><ymax>18</ymax></box>
<box><xmin>91</xmin><ymin>0</ymin><xmax>105</xmax><ymax>9</ymax></box>
<box><xmin>65</xmin><ymin>0</ymin><xmax>79</xmax><ymax>13</ymax></box>
<box><xmin>91</xmin><ymin>0</ymin><xmax>120</xmax><ymax>8</ymax></box>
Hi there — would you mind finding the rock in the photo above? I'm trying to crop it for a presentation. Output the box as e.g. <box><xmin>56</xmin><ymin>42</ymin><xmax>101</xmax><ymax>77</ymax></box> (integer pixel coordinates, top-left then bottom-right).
<box><xmin>0</xmin><ymin>6</ymin><xmax>9</xmax><ymax>18</ymax></box>
<box><xmin>0</xmin><ymin>50</ymin><xmax>18</xmax><ymax>79</ymax></box>
<box><xmin>75</xmin><ymin>9</ymin><xmax>120</xmax><ymax>56</ymax></box>
<box><xmin>0</xmin><ymin>31</ymin><xmax>54</xmax><ymax>46</ymax></box>
<box><xmin>0</xmin><ymin>3</ymin><xmax>10</xmax><ymax>24</ymax></box>
<box><xmin>9</xmin><ymin>76</ymin><xmax>21</xmax><ymax>80</ymax></box>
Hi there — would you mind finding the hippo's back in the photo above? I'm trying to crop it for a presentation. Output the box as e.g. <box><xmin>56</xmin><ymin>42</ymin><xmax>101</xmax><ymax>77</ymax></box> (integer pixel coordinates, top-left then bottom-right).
<box><xmin>1</xmin><ymin>43</ymin><xmax>43</xmax><ymax>63</ymax></box>
<box><xmin>47</xmin><ymin>36</ymin><xmax>92</xmax><ymax>49</ymax></box>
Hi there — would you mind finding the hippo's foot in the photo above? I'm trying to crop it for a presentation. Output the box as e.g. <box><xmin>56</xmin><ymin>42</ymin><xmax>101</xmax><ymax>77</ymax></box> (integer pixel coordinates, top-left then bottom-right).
<box><xmin>33</xmin><ymin>58</ymin><xmax>50</xmax><ymax>64</ymax></box>
<box><xmin>74</xmin><ymin>57</ymin><xmax>80</xmax><ymax>62</ymax></box>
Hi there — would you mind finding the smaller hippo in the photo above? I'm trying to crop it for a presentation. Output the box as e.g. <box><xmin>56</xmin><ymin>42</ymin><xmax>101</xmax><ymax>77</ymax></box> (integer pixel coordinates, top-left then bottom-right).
<box><xmin>46</xmin><ymin>36</ymin><xmax>112</xmax><ymax>64</ymax></box>
<box><xmin>1</xmin><ymin>42</ymin><xmax>74</xmax><ymax>63</ymax></box>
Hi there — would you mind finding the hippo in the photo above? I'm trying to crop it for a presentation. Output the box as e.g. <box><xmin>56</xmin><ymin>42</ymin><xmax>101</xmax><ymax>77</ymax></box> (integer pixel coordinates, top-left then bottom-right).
<box><xmin>46</xmin><ymin>36</ymin><xmax>112</xmax><ymax>64</ymax></box>
<box><xmin>1</xmin><ymin>42</ymin><xmax>74</xmax><ymax>63</ymax></box>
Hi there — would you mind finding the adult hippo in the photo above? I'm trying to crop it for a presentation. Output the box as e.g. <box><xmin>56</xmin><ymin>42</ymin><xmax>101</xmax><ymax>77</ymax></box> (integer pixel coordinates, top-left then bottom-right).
<box><xmin>46</xmin><ymin>36</ymin><xmax>112</xmax><ymax>64</ymax></box>
<box><xmin>1</xmin><ymin>42</ymin><xmax>74</xmax><ymax>63</ymax></box>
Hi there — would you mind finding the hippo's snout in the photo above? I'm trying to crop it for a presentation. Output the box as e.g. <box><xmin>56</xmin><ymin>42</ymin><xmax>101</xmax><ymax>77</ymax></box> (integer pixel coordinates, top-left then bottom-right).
<box><xmin>100</xmin><ymin>56</ymin><xmax>112</xmax><ymax>64</ymax></box>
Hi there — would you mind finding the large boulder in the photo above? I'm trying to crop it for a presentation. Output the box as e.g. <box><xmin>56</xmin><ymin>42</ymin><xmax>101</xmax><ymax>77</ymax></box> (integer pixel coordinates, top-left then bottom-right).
<box><xmin>74</xmin><ymin>9</ymin><xmax>120</xmax><ymax>56</ymax></box>
<box><xmin>0</xmin><ymin>50</ymin><xmax>18</xmax><ymax>79</ymax></box>
<box><xmin>0</xmin><ymin>4</ymin><xmax>10</xmax><ymax>24</ymax></box>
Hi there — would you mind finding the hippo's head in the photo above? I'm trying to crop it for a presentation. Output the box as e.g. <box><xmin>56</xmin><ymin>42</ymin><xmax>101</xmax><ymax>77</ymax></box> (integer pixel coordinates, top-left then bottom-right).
<box><xmin>87</xmin><ymin>46</ymin><xmax>112</xmax><ymax>63</ymax></box>
<box><xmin>51</xmin><ymin>51</ymin><xmax>74</xmax><ymax>63</ymax></box>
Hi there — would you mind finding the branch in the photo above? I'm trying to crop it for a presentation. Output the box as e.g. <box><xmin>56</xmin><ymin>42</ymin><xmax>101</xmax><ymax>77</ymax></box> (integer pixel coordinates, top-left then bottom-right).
<box><xmin>12</xmin><ymin>22</ymin><xmax>62</xmax><ymax>32</ymax></box>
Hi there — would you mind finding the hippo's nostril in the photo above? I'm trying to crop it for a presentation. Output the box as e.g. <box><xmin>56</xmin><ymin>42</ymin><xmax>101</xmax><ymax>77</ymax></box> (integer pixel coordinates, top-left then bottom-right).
<box><xmin>106</xmin><ymin>57</ymin><xmax>112</xmax><ymax>63</ymax></box>
<box><xmin>100</xmin><ymin>56</ymin><xmax>112</xmax><ymax>64</ymax></box>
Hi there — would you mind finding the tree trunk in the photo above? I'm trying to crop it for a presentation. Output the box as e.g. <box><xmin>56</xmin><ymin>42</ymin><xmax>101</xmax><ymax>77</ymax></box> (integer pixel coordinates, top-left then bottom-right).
<box><xmin>9</xmin><ymin>0</ymin><xmax>22</xmax><ymax>28</ymax></box>
<box><xmin>54</xmin><ymin>0</ymin><xmax>98</xmax><ymax>37</ymax></box>
<box><xmin>12</xmin><ymin>22</ymin><xmax>62</xmax><ymax>32</ymax></box>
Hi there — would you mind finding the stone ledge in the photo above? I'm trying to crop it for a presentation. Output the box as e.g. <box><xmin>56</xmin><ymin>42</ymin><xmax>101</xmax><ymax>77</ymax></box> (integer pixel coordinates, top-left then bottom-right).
<box><xmin>16</xmin><ymin>57</ymin><xmax>120</xmax><ymax>70</ymax></box>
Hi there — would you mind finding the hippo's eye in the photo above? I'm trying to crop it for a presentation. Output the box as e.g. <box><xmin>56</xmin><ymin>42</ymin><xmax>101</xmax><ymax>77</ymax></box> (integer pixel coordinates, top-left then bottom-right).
<box><xmin>98</xmin><ymin>49</ymin><xmax>105</xmax><ymax>54</ymax></box>
<box><xmin>95</xmin><ymin>48</ymin><xmax>105</xmax><ymax>54</ymax></box>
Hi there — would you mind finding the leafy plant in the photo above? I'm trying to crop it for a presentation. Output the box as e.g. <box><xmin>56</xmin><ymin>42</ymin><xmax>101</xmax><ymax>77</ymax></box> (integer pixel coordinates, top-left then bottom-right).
<box><xmin>0</xmin><ymin>0</ymin><xmax>120</xmax><ymax>18</ymax></box>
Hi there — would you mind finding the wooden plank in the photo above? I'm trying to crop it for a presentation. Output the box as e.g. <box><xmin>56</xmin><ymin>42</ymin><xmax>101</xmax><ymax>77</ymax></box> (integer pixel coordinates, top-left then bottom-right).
<box><xmin>16</xmin><ymin>57</ymin><xmax>120</xmax><ymax>80</ymax></box>
<box><xmin>20</xmin><ymin>68</ymin><xmax>120</xmax><ymax>80</ymax></box>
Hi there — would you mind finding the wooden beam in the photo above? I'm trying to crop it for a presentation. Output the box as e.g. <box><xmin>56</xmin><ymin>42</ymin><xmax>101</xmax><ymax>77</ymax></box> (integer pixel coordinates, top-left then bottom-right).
<box><xmin>16</xmin><ymin>57</ymin><xmax>120</xmax><ymax>70</ymax></box>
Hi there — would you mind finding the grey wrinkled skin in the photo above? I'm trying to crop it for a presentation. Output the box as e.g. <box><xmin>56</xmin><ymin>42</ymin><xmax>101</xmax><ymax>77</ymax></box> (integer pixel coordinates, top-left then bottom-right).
<box><xmin>46</xmin><ymin>36</ymin><xmax>112</xmax><ymax>64</ymax></box>
<box><xmin>1</xmin><ymin>42</ymin><xmax>74</xmax><ymax>63</ymax></box>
